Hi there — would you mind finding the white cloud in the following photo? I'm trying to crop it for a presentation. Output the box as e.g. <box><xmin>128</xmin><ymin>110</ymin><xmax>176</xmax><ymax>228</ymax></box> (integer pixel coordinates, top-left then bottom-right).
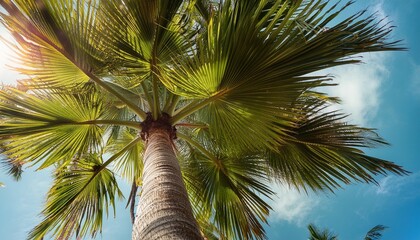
<box><xmin>268</xmin><ymin>184</ymin><xmax>320</xmax><ymax>226</ymax></box>
<box><xmin>315</xmin><ymin>1</ymin><xmax>394</xmax><ymax>126</ymax></box>
<box><xmin>372</xmin><ymin>0</ymin><xmax>388</xmax><ymax>21</ymax></box>
<box><xmin>375</xmin><ymin>175</ymin><xmax>392</xmax><ymax>195</ymax></box>
<box><xmin>323</xmin><ymin>52</ymin><xmax>389</xmax><ymax>126</ymax></box>
<box><xmin>373</xmin><ymin>172</ymin><xmax>420</xmax><ymax>198</ymax></box>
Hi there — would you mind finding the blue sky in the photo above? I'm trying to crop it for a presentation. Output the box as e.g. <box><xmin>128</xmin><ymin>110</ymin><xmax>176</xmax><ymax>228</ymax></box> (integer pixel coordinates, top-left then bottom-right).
<box><xmin>1</xmin><ymin>0</ymin><xmax>419</xmax><ymax>239</ymax></box>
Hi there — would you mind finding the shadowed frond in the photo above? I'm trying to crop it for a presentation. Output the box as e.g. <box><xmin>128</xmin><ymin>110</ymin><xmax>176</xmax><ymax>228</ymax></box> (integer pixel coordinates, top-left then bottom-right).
<box><xmin>105</xmin><ymin>130</ymin><xmax>144</xmax><ymax>183</ymax></box>
<box><xmin>308</xmin><ymin>223</ymin><xmax>338</xmax><ymax>240</ymax></box>
<box><xmin>180</xmin><ymin>132</ymin><xmax>274</xmax><ymax>240</ymax></box>
<box><xmin>28</xmin><ymin>154</ymin><xmax>123</xmax><ymax>240</ymax></box>
<box><xmin>0</xmin><ymin>155</ymin><xmax>23</xmax><ymax>181</ymax></box>
<box><xmin>266</xmin><ymin>100</ymin><xmax>408</xmax><ymax>192</ymax></box>
<box><xmin>195</xmin><ymin>212</ymin><xmax>223</xmax><ymax>240</ymax></box>
<box><xmin>364</xmin><ymin>225</ymin><xmax>388</xmax><ymax>240</ymax></box>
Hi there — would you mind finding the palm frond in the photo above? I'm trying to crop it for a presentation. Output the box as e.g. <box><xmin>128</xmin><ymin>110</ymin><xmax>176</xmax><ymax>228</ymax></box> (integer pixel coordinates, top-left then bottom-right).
<box><xmin>0</xmin><ymin>0</ymin><xmax>147</xmax><ymax>118</ymax></box>
<box><xmin>99</xmin><ymin>0</ymin><xmax>191</xmax><ymax>66</ymax></box>
<box><xmin>28</xmin><ymin>154</ymin><xmax>123</xmax><ymax>240</ymax></box>
<box><xmin>0</xmin><ymin>88</ymin><xmax>106</xmax><ymax>169</ymax></box>
<box><xmin>308</xmin><ymin>223</ymin><xmax>338</xmax><ymax>240</ymax></box>
<box><xmin>104</xmin><ymin>132</ymin><xmax>144</xmax><ymax>224</ymax></box>
<box><xmin>105</xmin><ymin>130</ymin><xmax>144</xmax><ymax>183</ymax></box>
<box><xmin>180</xmin><ymin>132</ymin><xmax>273</xmax><ymax>240</ymax></box>
<box><xmin>162</xmin><ymin>0</ymin><xmax>403</xmax><ymax>151</ymax></box>
<box><xmin>0</xmin><ymin>155</ymin><xmax>23</xmax><ymax>181</ymax></box>
<box><xmin>266</xmin><ymin>101</ymin><xmax>408</xmax><ymax>192</ymax></box>
<box><xmin>195</xmin><ymin>209</ymin><xmax>224</xmax><ymax>240</ymax></box>
<box><xmin>364</xmin><ymin>225</ymin><xmax>388</xmax><ymax>240</ymax></box>
<box><xmin>0</xmin><ymin>0</ymin><xmax>100</xmax><ymax>88</ymax></box>
<box><xmin>97</xmin><ymin>0</ymin><xmax>195</xmax><ymax>119</ymax></box>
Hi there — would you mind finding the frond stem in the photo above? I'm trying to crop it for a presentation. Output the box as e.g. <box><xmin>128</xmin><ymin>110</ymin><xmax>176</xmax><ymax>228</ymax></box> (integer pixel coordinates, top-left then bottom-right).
<box><xmin>85</xmin><ymin>73</ymin><xmax>148</xmax><ymax>120</ymax></box>
<box><xmin>76</xmin><ymin>120</ymin><xmax>141</xmax><ymax>130</ymax></box>
<box><xmin>71</xmin><ymin>137</ymin><xmax>143</xmax><ymax>202</ymax></box>
<box><xmin>151</xmin><ymin>76</ymin><xmax>160</xmax><ymax>120</ymax></box>
<box><xmin>141</xmin><ymin>81</ymin><xmax>153</xmax><ymax>112</ymax></box>
<box><xmin>175</xmin><ymin>123</ymin><xmax>208</xmax><ymax>129</ymax></box>
<box><xmin>162</xmin><ymin>91</ymin><xmax>174</xmax><ymax>113</ymax></box>
<box><xmin>171</xmin><ymin>95</ymin><xmax>218</xmax><ymax>124</ymax></box>
<box><xmin>166</xmin><ymin>95</ymin><xmax>181</xmax><ymax>116</ymax></box>
<box><xmin>98</xmin><ymin>137</ymin><xmax>143</xmax><ymax>175</ymax></box>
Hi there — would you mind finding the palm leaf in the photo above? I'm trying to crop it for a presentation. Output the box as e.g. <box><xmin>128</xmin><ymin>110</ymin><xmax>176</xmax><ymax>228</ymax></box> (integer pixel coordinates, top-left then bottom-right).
<box><xmin>99</xmin><ymin>0</ymin><xmax>189</xmax><ymax>65</ymax></box>
<box><xmin>105</xmin><ymin>130</ymin><xmax>144</xmax><ymax>183</ymax></box>
<box><xmin>97</xmin><ymin>0</ymin><xmax>194</xmax><ymax>118</ymax></box>
<box><xmin>0</xmin><ymin>0</ymin><xmax>147</xmax><ymax>118</ymax></box>
<box><xmin>28</xmin><ymin>154</ymin><xmax>123</xmax><ymax>240</ymax></box>
<box><xmin>0</xmin><ymin>154</ymin><xmax>23</xmax><ymax>181</ymax></box>
<box><xmin>308</xmin><ymin>223</ymin><xmax>338</xmax><ymax>240</ymax></box>
<box><xmin>266</xmin><ymin>100</ymin><xmax>408</xmax><ymax>192</ymax></box>
<box><xmin>165</xmin><ymin>0</ymin><xmax>403</xmax><ymax>151</ymax></box>
<box><xmin>196</xmin><ymin>213</ymin><xmax>223</xmax><ymax>240</ymax></box>
<box><xmin>364</xmin><ymin>225</ymin><xmax>388</xmax><ymax>240</ymax></box>
<box><xmin>0</xmin><ymin>0</ymin><xmax>101</xmax><ymax>88</ymax></box>
<box><xmin>180</xmin><ymin>132</ymin><xmax>273</xmax><ymax>240</ymax></box>
<box><xmin>0</xmin><ymin>88</ymin><xmax>106</xmax><ymax>169</ymax></box>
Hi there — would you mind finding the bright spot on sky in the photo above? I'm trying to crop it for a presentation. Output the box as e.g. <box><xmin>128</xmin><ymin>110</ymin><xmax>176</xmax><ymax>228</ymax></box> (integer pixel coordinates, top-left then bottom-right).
<box><xmin>0</xmin><ymin>28</ymin><xmax>21</xmax><ymax>85</ymax></box>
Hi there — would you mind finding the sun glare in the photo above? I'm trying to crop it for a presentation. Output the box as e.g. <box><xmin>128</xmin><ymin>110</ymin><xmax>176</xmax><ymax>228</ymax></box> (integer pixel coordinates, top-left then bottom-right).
<box><xmin>0</xmin><ymin>28</ymin><xmax>21</xmax><ymax>85</ymax></box>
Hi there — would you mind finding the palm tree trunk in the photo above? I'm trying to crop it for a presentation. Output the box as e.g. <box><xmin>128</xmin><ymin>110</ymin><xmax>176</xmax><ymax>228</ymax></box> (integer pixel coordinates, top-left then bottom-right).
<box><xmin>132</xmin><ymin>127</ymin><xmax>203</xmax><ymax>240</ymax></box>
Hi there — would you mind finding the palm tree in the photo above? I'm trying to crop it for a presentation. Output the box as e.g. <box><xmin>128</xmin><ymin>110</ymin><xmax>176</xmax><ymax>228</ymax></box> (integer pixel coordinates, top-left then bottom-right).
<box><xmin>307</xmin><ymin>224</ymin><xmax>387</xmax><ymax>240</ymax></box>
<box><xmin>308</xmin><ymin>224</ymin><xmax>338</xmax><ymax>240</ymax></box>
<box><xmin>0</xmin><ymin>0</ymin><xmax>408</xmax><ymax>239</ymax></box>
<box><xmin>364</xmin><ymin>225</ymin><xmax>388</xmax><ymax>240</ymax></box>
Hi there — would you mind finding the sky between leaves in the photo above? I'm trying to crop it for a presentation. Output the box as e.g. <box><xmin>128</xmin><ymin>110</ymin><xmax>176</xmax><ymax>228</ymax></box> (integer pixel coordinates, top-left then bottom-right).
<box><xmin>0</xmin><ymin>0</ymin><xmax>419</xmax><ymax>239</ymax></box>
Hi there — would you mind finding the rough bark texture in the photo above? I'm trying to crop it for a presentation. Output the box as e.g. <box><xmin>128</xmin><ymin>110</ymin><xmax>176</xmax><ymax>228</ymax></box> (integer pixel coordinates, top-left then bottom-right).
<box><xmin>132</xmin><ymin>127</ymin><xmax>203</xmax><ymax>240</ymax></box>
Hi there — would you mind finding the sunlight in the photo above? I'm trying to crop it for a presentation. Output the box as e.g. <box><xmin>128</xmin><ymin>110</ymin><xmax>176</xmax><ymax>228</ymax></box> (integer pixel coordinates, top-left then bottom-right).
<box><xmin>0</xmin><ymin>27</ymin><xmax>21</xmax><ymax>85</ymax></box>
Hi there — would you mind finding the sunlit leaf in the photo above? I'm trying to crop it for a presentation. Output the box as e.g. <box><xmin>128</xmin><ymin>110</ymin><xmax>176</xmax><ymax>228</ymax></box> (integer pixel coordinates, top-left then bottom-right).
<box><xmin>0</xmin><ymin>88</ymin><xmax>104</xmax><ymax>169</ymax></box>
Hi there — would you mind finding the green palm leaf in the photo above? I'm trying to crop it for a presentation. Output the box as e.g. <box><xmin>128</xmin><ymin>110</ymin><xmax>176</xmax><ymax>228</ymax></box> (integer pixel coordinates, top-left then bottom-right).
<box><xmin>166</xmin><ymin>0</ymin><xmax>403</xmax><ymax>151</ymax></box>
<box><xmin>0</xmin><ymin>154</ymin><xmax>23</xmax><ymax>181</ymax></box>
<box><xmin>180</xmin><ymin>132</ymin><xmax>273</xmax><ymax>240</ymax></box>
<box><xmin>0</xmin><ymin>0</ymin><xmax>102</xmax><ymax>88</ymax></box>
<box><xmin>97</xmin><ymin>0</ymin><xmax>195</xmax><ymax>119</ymax></box>
<box><xmin>105</xmin><ymin>130</ymin><xmax>144</xmax><ymax>183</ymax></box>
<box><xmin>308</xmin><ymin>223</ymin><xmax>338</xmax><ymax>240</ymax></box>
<box><xmin>99</xmin><ymin>0</ymin><xmax>190</xmax><ymax>68</ymax></box>
<box><xmin>0</xmin><ymin>0</ymin><xmax>147</xmax><ymax>118</ymax></box>
<box><xmin>266</xmin><ymin>100</ymin><xmax>408</xmax><ymax>192</ymax></box>
<box><xmin>364</xmin><ymin>225</ymin><xmax>388</xmax><ymax>240</ymax></box>
<box><xmin>0</xmin><ymin>88</ymin><xmax>105</xmax><ymax>169</ymax></box>
<box><xmin>28</xmin><ymin>154</ymin><xmax>123</xmax><ymax>240</ymax></box>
